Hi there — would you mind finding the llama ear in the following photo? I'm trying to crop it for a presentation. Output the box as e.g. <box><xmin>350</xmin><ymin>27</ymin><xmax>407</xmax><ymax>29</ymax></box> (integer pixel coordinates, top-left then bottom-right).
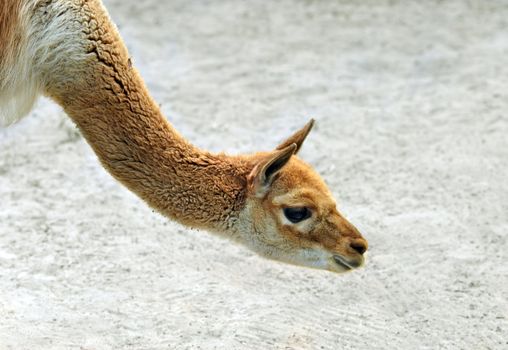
<box><xmin>248</xmin><ymin>143</ymin><xmax>297</xmax><ymax>197</ymax></box>
<box><xmin>276</xmin><ymin>118</ymin><xmax>315</xmax><ymax>154</ymax></box>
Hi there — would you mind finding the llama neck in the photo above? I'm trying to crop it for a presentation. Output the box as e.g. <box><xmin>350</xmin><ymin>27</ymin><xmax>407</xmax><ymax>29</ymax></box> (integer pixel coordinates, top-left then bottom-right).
<box><xmin>54</xmin><ymin>67</ymin><xmax>249</xmax><ymax>232</ymax></box>
<box><xmin>43</xmin><ymin>3</ymin><xmax>250</xmax><ymax>232</ymax></box>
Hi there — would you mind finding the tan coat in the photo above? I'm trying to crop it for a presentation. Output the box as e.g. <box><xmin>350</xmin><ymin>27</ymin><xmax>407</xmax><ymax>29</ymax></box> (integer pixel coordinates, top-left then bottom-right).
<box><xmin>0</xmin><ymin>0</ymin><xmax>367</xmax><ymax>273</ymax></box>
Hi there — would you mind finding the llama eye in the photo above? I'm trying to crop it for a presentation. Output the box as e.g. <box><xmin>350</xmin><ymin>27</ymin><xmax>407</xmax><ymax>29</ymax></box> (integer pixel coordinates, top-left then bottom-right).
<box><xmin>283</xmin><ymin>207</ymin><xmax>311</xmax><ymax>223</ymax></box>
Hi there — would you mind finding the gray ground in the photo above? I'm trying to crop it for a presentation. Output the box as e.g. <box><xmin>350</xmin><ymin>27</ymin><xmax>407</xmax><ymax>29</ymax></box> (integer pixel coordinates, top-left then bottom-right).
<box><xmin>1</xmin><ymin>0</ymin><xmax>507</xmax><ymax>349</ymax></box>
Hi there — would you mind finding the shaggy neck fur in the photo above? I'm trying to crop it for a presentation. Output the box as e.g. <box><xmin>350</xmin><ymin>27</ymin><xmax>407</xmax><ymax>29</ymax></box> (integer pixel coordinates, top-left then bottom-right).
<box><xmin>39</xmin><ymin>0</ymin><xmax>251</xmax><ymax>232</ymax></box>
<box><xmin>60</xmin><ymin>80</ymin><xmax>250</xmax><ymax>231</ymax></box>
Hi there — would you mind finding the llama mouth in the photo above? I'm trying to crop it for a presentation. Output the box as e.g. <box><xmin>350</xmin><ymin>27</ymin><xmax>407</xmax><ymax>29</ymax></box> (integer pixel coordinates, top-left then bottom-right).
<box><xmin>332</xmin><ymin>255</ymin><xmax>356</xmax><ymax>270</ymax></box>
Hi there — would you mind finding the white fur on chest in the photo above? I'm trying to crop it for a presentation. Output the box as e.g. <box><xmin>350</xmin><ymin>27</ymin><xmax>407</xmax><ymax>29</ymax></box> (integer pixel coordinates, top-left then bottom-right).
<box><xmin>0</xmin><ymin>0</ymin><xmax>92</xmax><ymax>126</ymax></box>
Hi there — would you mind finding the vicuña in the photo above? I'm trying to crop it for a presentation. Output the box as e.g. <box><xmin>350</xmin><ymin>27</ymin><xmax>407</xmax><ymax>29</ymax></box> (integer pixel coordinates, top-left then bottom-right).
<box><xmin>0</xmin><ymin>0</ymin><xmax>368</xmax><ymax>273</ymax></box>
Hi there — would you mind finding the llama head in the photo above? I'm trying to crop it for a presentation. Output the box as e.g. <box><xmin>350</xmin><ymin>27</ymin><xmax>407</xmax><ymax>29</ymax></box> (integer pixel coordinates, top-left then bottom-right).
<box><xmin>237</xmin><ymin>119</ymin><xmax>368</xmax><ymax>273</ymax></box>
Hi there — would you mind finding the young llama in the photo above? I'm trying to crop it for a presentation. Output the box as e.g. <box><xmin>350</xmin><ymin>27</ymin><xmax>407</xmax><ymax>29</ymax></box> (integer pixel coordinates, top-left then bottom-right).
<box><xmin>0</xmin><ymin>0</ymin><xmax>368</xmax><ymax>273</ymax></box>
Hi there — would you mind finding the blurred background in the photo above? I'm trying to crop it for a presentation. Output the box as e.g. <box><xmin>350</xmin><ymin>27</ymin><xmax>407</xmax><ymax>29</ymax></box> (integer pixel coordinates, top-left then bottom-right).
<box><xmin>0</xmin><ymin>0</ymin><xmax>507</xmax><ymax>349</ymax></box>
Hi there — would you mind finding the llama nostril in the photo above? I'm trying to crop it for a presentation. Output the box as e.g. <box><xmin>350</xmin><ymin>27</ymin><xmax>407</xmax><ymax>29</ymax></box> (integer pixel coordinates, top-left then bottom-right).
<box><xmin>350</xmin><ymin>239</ymin><xmax>367</xmax><ymax>255</ymax></box>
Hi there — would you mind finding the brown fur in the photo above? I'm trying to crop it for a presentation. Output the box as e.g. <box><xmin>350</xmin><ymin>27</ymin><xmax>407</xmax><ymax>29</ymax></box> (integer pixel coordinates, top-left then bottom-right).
<box><xmin>2</xmin><ymin>0</ymin><xmax>368</xmax><ymax>273</ymax></box>
<box><xmin>41</xmin><ymin>0</ymin><xmax>251</xmax><ymax>232</ymax></box>
<box><xmin>0</xmin><ymin>0</ymin><xmax>22</xmax><ymax>68</ymax></box>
